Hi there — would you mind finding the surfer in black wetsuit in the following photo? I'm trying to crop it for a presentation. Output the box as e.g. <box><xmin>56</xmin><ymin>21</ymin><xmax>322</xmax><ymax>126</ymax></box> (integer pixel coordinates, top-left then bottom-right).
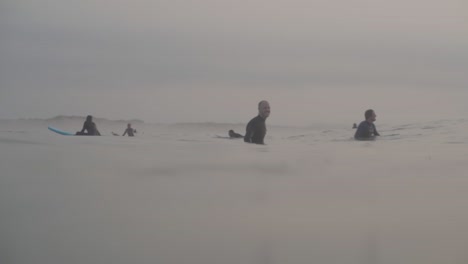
<box><xmin>354</xmin><ymin>109</ymin><xmax>380</xmax><ymax>140</ymax></box>
<box><xmin>77</xmin><ymin>115</ymin><xmax>101</xmax><ymax>136</ymax></box>
<box><xmin>244</xmin><ymin>100</ymin><xmax>270</xmax><ymax>144</ymax></box>
<box><xmin>122</xmin><ymin>123</ymin><xmax>136</xmax><ymax>137</ymax></box>
<box><xmin>228</xmin><ymin>130</ymin><xmax>243</xmax><ymax>138</ymax></box>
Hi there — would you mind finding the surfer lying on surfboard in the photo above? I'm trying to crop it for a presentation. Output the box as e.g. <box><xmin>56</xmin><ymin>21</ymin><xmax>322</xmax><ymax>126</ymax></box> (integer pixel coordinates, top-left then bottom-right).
<box><xmin>228</xmin><ymin>130</ymin><xmax>243</xmax><ymax>138</ymax></box>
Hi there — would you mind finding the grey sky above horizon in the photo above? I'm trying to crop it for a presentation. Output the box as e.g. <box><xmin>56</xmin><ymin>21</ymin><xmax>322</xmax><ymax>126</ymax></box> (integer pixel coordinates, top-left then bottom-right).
<box><xmin>1</xmin><ymin>0</ymin><xmax>467</xmax><ymax>126</ymax></box>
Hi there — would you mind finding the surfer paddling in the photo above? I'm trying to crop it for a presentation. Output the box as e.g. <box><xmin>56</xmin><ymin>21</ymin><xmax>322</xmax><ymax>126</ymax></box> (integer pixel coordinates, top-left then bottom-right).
<box><xmin>228</xmin><ymin>130</ymin><xmax>243</xmax><ymax>138</ymax></box>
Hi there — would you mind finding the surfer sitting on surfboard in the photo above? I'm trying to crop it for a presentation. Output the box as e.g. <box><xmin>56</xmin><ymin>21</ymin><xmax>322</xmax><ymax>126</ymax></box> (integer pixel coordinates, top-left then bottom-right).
<box><xmin>122</xmin><ymin>123</ymin><xmax>136</xmax><ymax>137</ymax></box>
<box><xmin>354</xmin><ymin>109</ymin><xmax>380</xmax><ymax>140</ymax></box>
<box><xmin>244</xmin><ymin>100</ymin><xmax>270</xmax><ymax>144</ymax></box>
<box><xmin>76</xmin><ymin>115</ymin><xmax>101</xmax><ymax>136</ymax></box>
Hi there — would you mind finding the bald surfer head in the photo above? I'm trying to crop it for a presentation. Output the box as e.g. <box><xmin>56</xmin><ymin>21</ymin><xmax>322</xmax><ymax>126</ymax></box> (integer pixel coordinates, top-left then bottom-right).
<box><xmin>258</xmin><ymin>100</ymin><xmax>270</xmax><ymax>119</ymax></box>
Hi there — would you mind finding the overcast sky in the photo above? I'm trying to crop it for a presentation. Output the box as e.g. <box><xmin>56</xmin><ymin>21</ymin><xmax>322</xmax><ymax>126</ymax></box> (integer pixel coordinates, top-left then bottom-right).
<box><xmin>1</xmin><ymin>0</ymin><xmax>467</xmax><ymax>125</ymax></box>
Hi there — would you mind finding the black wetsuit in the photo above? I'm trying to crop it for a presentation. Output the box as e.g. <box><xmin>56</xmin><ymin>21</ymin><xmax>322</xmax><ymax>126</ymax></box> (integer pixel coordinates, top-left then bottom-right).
<box><xmin>123</xmin><ymin>128</ymin><xmax>135</xmax><ymax>137</ymax></box>
<box><xmin>77</xmin><ymin>121</ymin><xmax>100</xmax><ymax>136</ymax></box>
<box><xmin>354</xmin><ymin>121</ymin><xmax>379</xmax><ymax>140</ymax></box>
<box><xmin>244</xmin><ymin>115</ymin><xmax>267</xmax><ymax>144</ymax></box>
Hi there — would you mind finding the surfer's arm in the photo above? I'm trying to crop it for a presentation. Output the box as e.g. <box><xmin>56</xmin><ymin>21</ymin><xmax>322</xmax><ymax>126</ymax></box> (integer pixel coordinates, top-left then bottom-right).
<box><xmin>374</xmin><ymin>125</ymin><xmax>380</xmax><ymax>136</ymax></box>
<box><xmin>244</xmin><ymin>125</ymin><xmax>254</xmax><ymax>142</ymax></box>
<box><xmin>122</xmin><ymin>130</ymin><xmax>127</xmax><ymax>136</ymax></box>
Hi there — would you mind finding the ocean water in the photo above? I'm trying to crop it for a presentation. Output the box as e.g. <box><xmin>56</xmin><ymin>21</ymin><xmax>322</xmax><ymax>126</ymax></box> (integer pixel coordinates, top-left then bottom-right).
<box><xmin>1</xmin><ymin>119</ymin><xmax>468</xmax><ymax>264</ymax></box>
